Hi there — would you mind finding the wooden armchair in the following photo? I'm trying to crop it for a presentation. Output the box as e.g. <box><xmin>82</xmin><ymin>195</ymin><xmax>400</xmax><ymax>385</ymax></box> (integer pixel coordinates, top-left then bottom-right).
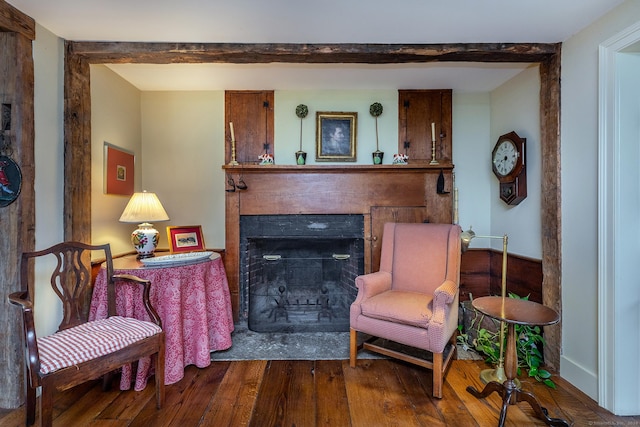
<box><xmin>8</xmin><ymin>242</ymin><xmax>165</xmax><ymax>427</ymax></box>
<box><xmin>350</xmin><ymin>223</ymin><xmax>462</xmax><ymax>398</ymax></box>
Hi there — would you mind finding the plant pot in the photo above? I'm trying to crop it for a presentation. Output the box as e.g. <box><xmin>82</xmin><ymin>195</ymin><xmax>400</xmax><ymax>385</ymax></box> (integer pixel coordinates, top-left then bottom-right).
<box><xmin>372</xmin><ymin>150</ymin><xmax>384</xmax><ymax>165</ymax></box>
<box><xmin>295</xmin><ymin>150</ymin><xmax>307</xmax><ymax>165</ymax></box>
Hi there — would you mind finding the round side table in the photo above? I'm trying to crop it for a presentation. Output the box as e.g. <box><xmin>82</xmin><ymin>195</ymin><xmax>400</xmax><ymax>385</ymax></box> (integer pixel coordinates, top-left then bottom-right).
<box><xmin>466</xmin><ymin>296</ymin><xmax>569</xmax><ymax>427</ymax></box>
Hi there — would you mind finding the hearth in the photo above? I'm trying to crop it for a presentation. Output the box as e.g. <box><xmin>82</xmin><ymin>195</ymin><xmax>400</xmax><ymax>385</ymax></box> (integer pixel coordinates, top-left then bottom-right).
<box><xmin>240</xmin><ymin>214</ymin><xmax>364</xmax><ymax>333</ymax></box>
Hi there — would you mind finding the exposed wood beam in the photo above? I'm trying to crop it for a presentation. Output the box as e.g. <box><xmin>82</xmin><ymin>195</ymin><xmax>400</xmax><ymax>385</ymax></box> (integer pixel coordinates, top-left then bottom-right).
<box><xmin>0</xmin><ymin>0</ymin><xmax>35</xmax><ymax>40</ymax></box>
<box><xmin>539</xmin><ymin>49</ymin><xmax>562</xmax><ymax>371</ymax></box>
<box><xmin>67</xmin><ymin>42</ymin><xmax>560</xmax><ymax>64</ymax></box>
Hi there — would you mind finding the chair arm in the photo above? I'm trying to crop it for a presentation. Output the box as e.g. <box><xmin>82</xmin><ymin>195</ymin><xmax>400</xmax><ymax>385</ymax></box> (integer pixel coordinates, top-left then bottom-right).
<box><xmin>431</xmin><ymin>280</ymin><xmax>458</xmax><ymax>325</ymax></box>
<box><xmin>353</xmin><ymin>271</ymin><xmax>392</xmax><ymax>303</ymax></box>
<box><xmin>8</xmin><ymin>291</ymin><xmax>41</xmax><ymax>386</ymax></box>
<box><xmin>112</xmin><ymin>274</ymin><xmax>163</xmax><ymax>328</ymax></box>
<box><xmin>8</xmin><ymin>290</ymin><xmax>32</xmax><ymax>310</ymax></box>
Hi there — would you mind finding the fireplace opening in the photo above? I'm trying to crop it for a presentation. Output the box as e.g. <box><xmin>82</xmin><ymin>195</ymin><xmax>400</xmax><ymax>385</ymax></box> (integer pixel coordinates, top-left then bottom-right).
<box><xmin>248</xmin><ymin>237</ymin><xmax>360</xmax><ymax>332</ymax></box>
<box><xmin>240</xmin><ymin>214</ymin><xmax>364</xmax><ymax>333</ymax></box>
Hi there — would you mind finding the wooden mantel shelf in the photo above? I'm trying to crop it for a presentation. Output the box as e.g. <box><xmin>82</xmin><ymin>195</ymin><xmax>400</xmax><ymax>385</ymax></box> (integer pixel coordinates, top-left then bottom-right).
<box><xmin>222</xmin><ymin>163</ymin><xmax>454</xmax><ymax>173</ymax></box>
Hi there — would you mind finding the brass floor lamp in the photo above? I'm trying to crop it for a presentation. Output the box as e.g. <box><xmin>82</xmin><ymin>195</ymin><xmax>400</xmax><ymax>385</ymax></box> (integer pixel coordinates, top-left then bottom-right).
<box><xmin>460</xmin><ymin>226</ymin><xmax>509</xmax><ymax>384</ymax></box>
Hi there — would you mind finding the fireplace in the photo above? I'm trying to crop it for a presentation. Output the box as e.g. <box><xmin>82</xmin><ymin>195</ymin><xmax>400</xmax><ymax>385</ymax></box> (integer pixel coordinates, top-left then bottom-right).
<box><xmin>240</xmin><ymin>214</ymin><xmax>364</xmax><ymax>333</ymax></box>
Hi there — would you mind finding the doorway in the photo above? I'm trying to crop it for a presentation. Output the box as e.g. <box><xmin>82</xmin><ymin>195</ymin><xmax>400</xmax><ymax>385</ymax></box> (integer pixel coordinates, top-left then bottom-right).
<box><xmin>598</xmin><ymin>21</ymin><xmax>640</xmax><ymax>415</ymax></box>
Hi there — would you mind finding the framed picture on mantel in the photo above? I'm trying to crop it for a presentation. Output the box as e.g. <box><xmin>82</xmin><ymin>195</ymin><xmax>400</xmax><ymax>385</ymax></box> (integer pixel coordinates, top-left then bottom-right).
<box><xmin>316</xmin><ymin>111</ymin><xmax>357</xmax><ymax>162</ymax></box>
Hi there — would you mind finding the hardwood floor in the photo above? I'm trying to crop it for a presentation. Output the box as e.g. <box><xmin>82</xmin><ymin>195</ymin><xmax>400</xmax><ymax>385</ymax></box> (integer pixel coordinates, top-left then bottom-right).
<box><xmin>1</xmin><ymin>359</ymin><xmax>638</xmax><ymax>426</ymax></box>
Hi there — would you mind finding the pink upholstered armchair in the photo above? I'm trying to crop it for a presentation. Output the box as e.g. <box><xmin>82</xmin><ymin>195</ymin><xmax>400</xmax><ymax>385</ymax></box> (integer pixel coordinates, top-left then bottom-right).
<box><xmin>350</xmin><ymin>222</ymin><xmax>462</xmax><ymax>398</ymax></box>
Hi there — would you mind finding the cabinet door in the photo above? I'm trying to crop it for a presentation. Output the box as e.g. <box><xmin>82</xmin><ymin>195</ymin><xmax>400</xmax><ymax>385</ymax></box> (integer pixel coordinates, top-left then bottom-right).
<box><xmin>369</xmin><ymin>206</ymin><xmax>429</xmax><ymax>272</ymax></box>
<box><xmin>398</xmin><ymin>89</ymin><xmax>452</xmax><ymax>164</ymax></box>
<box><xmin>225</xmin><ymin>91</ymin><xmax>274</xmax><ymax>164</ymax></box>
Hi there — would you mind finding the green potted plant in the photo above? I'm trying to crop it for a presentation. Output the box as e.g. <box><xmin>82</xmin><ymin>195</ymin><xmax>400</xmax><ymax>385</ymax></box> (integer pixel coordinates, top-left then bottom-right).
<box><xmin>458</xmin><ymin>293</ymin><xmax>556</xmax><ymax>388</ymax></box>
<box><xmin>295</xmin><ymin>104</ymin><xmax>308</xmax><ymax>165</ymax></box>
<box><xmin>370</xmin><ymin>102</ymin><xmax>384</xmax><ymax>164</ymax></box>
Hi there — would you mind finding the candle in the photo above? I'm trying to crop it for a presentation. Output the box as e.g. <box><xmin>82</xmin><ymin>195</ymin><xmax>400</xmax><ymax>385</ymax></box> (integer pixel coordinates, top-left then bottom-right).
<box><xmin>431</xmin><ymin>122</ymin><xmax>436</xmax><ymax>142</ymax></box>
<box><xmin>229</xmin><ymin>122</ymin><xmax>235</xmax><ymax>142</ymax></box>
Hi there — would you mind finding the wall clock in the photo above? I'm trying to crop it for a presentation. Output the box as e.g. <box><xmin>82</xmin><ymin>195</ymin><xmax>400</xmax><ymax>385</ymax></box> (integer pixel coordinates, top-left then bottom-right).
<box><xmin>492</xmin><ymin>131</ymin><xmax>527</xmax><ymax>205</ymax></box>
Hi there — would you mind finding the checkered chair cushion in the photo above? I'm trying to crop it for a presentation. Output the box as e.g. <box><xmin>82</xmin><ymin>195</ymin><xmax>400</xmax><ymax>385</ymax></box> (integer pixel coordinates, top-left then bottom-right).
<box><xmin>37</xmin><ymin>316</ymin><xmax>163</xmax><ymax>374</ymax></box>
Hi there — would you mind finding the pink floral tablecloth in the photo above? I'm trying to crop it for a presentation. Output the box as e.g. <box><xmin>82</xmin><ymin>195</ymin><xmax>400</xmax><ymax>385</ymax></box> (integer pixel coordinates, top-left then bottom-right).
<box><xmin>89</xmin><ymin>255</ymin><xmax>234</xmax><ymax>391</ymax></box>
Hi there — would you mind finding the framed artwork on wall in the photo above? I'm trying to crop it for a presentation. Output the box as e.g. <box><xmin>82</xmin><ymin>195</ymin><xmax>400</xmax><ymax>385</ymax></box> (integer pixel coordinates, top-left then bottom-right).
<box><xmin>316</xmin><ymin>111</ymin><xmax>357</xmax><ymax>162</ymax></box>
<box><xmin>104</xmin><ymin>142</ymin><xmax>134</xmax><ymax>195</ymax></box>
<box><xmin>167</xmin><ymin>225</ymin><xmax>206</xmax><ymax>253</ymax></box>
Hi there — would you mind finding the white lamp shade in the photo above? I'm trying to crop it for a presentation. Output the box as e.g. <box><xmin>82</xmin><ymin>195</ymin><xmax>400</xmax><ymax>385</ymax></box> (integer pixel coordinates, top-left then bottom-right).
<box><xmin>119</xmin><ymin>191</ymin><xmax>169</xmax><ymax>258</ymax></box>
<box><xmin>119</xmin><ymin>191</ymin><xmax>169</xmax><ymax>223</ymax></box>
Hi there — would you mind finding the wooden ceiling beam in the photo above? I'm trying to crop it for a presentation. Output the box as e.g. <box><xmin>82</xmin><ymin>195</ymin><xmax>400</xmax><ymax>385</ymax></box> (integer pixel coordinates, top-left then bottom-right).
<box><xmin>0</xmin><ymin>0</ymin><xmax>35</xmax><ymax>40</ymax></box>
<box><xmin>67</xmin><ymin>42</ymin><xmax>560</xmax><ymax>64</ymax></box>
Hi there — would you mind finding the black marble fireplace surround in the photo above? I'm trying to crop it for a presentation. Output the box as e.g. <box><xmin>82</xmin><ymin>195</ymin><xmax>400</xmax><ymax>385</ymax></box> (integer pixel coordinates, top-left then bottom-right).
<box><xmin>240</xmin><ymin>214</ymin><xmax>364</xmax><ymax>333</ymax></box>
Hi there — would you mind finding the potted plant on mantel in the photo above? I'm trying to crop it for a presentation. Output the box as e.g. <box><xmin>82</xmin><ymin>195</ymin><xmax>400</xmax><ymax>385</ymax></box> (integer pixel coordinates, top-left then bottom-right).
<box><xmin>295</xmin><ymin>104</ymin><xmax>308</xmax><ymax>165</ymax></box>
<box><xmin>370</xmin><ymin>102</ymin><xmax>384</xmax><ymax>164</ymax></box>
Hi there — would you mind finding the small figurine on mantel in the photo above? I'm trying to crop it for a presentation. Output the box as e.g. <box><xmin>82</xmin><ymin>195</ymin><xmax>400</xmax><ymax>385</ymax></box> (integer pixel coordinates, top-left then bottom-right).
<box><xmin>258</xmin><ymin>153</ymin><xmax>274</xmax><ymax>165</ymax></box>
<box><xmin>393</xmin><ymin>153</ymin><xmax>408</xmax><ymax>165</ymax></box>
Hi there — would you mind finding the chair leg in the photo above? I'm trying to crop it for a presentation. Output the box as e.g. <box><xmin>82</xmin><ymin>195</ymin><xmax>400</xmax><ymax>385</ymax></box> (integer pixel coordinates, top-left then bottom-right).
<box><xmin>26</xmin><ymin>384</ymin><xmax>36</xmax><ymax>426</ymax></box>
<box><xmin>102</xmin><ymin>371</ymin><xmax>113</xmax><ymax>391</ymax></box>
<box><xmin>349</xmin><ymin>328</ymin><xmax>358</xmax><ymax>368</ymax></box>
<box><xmin>40</xmin><ymin>385</ymin><xmax>53</xmax><ymax>427</ymax></box>
<box><xmin>155</xmin><ymin>339</ymin><xmax>166</xmax><ymax>408</ymax></box>
<box><xmin>432</xmin><ymin>351</ymin><xmax>444</xmax><ymax>399</ymax></box>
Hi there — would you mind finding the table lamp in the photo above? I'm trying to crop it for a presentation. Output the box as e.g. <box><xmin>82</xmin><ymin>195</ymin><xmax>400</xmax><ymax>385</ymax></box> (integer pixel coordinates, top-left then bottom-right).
<box><xmin>461</xmin><ymin>226</ymin><xmax>509</xmax><ymax>384</ymax></box>
<box><xmin>119</xmin><ymin>191</ymin><xmax>170</xmax><ymax>259</ymax></box>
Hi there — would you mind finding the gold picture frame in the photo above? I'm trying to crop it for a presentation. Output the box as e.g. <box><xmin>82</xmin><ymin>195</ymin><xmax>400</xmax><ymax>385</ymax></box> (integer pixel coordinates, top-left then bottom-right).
<box><xmin>316</xmin><ymin>111</ymin><xmax>357</xmax><ymax>162</ymax></box>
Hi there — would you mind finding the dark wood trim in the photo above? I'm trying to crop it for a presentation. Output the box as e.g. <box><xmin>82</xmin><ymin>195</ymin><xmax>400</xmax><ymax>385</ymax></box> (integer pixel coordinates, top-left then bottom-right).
<box><xmin>539</xmin><ymin>50</ymin><xmax>562</xmax><ymax>370</ymax></box>
<box><xmin>63</xmin><ymin>41</ymin><xmax>562</xmax><ymax>368</ymax></box>
<box><xmin>0</xmin><ymin>29</ymin><xmax>35</xmax><ymax>409</ymax></box>
<box><xmin>67</xmin><ymin>42</ymin><xmax>560</xmax><ymax>64</ymax></box>
<box><xmin>0</xmin><ymin>0</ymin><xmax>35</xmax><ymax>40</ymax></box>
<box><xmin>64</xmin><ymin>43</ymin><xmax>92</xmax><ymax>243</ymax></box>
<box><xmin>460</xmin><ymin>249</ymin><xmax>543</xmax><ymax>304</ymax></box>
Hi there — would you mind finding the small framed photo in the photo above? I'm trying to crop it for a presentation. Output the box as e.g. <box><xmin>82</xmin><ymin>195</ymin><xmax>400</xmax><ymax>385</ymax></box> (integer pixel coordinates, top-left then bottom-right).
<box><xmin>316</xmin><ymin>111</ymin><xmax>357</xmax><ymax>162</ymax></box>
<box><xmin>104</xmin><ymin>142</ymin><xmax>135</xmax><ymax>195</ymax></box>
<box><xmin>167</xmin><ymin>225</ymin><xmax>206</xmax><ymax>253</ymax></box>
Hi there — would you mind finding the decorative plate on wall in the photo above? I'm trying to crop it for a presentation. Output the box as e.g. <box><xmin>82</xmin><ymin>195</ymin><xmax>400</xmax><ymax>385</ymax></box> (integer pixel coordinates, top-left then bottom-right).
<box><xmin>0</xmin><ymin>155</ymin><xmax>21</xmax><ymax>208</ymax></box>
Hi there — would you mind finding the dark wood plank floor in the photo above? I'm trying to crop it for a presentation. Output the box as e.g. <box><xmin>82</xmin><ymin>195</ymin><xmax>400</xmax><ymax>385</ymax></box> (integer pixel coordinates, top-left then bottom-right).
<box><xmin>1</xmin><ymin>359</ymin><xmax>638</xmax><ymax>426</ymax></box>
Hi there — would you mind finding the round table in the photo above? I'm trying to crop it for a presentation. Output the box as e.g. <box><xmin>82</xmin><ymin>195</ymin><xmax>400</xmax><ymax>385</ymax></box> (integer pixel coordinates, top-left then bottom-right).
<box><xmin>466</xmin><ymin>296</ymin><xmax>569</xmax><ymax>427</ymax></box>
<box><xmin>89</xmin><ymin>252</ymin><xmax>234</xmax><ymax>391</ymax></box>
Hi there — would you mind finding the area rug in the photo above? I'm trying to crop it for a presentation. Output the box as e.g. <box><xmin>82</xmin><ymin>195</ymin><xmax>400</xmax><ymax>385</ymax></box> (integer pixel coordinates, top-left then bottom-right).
<box><xmin>210</xmin><ymin>322</ymin><xmax>482</xmax><ymax>361</ymax></box>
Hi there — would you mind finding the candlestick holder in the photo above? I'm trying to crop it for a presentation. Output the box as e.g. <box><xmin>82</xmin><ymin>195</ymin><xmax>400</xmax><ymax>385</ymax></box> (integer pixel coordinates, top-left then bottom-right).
<box><xmin>429</xmin><ymin>138</ymin><xmax>439</xmax><ymax>165</ymax></box>
<box><xmin>228</xmin><ymin>139</ymin><xmax>239</xmax><ymax>166</ymax></box>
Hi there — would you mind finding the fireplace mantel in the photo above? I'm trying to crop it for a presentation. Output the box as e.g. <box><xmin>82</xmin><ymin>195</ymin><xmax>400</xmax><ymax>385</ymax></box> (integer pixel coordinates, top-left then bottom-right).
<box><xmin>222</xmin><ymin>163</ymin><xmax>453</xmax><ymax>173</ymax></box>
<box><xmin>223</xmin><ymin>163</ymin><xmax>454</xmax><ymax>319</ymax></box>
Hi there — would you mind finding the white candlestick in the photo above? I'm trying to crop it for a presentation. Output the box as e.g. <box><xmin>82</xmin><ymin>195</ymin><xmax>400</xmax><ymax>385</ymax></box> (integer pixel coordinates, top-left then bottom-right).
<box><xmin>229</xmin><ymin>122</ymin><xmax>235</xmax><ymax>142</ymax></box>
<box><xmin>431</xmin><ymin>122</ymin><xmax>436</xmax><ymax>141</ymax></box>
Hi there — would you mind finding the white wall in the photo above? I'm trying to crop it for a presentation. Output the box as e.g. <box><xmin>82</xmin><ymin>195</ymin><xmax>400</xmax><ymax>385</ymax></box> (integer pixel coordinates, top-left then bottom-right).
<box><xmin>32</xmin><ymin>24</ymin><xmax>64</xmax><ymax>336</ymax></box>
<box><xmin>141</xmin><ymin>91</ymin><xmax>226</xmax><ymax>250</ymax></box>
<box><xmin>488</xmin><ymin>65</ymin><xmax>542</xmax><ymax>258</ymax></box>
<box><xmin>91</xmin><ymin>65</ymin><xmax>143</xmax><ymax>256</ymax></box>
<box><xmin>453</xmin><ymin>92</ymin><xmax>492</xmax><ymax>242</ymax></box>
<box><xmin>561</xmin><ymin>0</ymin><xmax>640</xmax><ymax>403</ymax></box>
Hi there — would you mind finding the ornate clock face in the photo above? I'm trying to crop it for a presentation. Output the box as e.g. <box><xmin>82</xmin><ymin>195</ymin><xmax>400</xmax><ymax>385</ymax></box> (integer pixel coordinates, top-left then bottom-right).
<box><xmin>492</xmin><ymin>139</ymin><xmax>519</xmax><ymax>177</ymax></box>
